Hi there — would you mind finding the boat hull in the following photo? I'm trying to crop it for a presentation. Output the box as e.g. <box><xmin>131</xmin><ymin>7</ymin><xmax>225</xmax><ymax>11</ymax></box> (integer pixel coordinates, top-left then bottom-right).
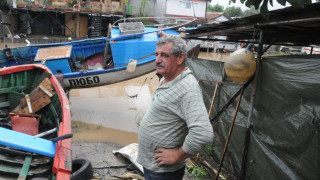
<box><xmin>0</xmin><ymin>28</ymin><xmax>179</xmax><ymax>89</ymax></box>
<box><xmin>62</xmin><ymin>59</ymin><xmax>155</xmax><ymax>88</ymax></box>
<box><xmin>0</xmin><ymin>64</ymin><xmax>71</xmax><ymax>180</ymax></box>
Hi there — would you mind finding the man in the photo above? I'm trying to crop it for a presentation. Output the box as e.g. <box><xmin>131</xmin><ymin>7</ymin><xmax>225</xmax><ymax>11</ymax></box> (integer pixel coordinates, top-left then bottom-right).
<box><xmin>137</xmin><ymin>35</ymin><xmax>214</xmax><ymax>180</ymax></box>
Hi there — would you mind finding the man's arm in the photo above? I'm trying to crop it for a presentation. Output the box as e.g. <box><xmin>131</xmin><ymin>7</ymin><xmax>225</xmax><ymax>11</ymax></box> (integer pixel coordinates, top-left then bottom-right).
<box><xmin>154</xmin><ymin>147</ymin><xmax>192</xmax><ymax>166</ymax></box>
<box><xmin>180</xmin><ymin>89</ymin><xmax>214</xmax><ymax>156</ymax></box>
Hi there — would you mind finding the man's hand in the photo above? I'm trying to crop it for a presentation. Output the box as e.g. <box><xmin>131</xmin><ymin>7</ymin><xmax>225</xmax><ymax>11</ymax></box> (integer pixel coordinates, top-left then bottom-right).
<box><xmin>154</xmin><ymin>147</ymin><xmax>191</xmax><ymax>166</ymax></box>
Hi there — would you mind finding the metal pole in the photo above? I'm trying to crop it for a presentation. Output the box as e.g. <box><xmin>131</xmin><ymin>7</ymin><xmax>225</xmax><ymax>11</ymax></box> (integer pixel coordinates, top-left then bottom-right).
<box><xmin>247</xmin><ymin>27</ymin><xmax>263</xmax><ymax>126</ymax></box>
<box><xmin>239</xmin><ymin>28</ymin><xmax>264</xmax><ymax>180</ymax></box>
<box><xmin>215</xmin><ymin>87</ymin><xmax>244</xmax><ymax>180</ymax></box>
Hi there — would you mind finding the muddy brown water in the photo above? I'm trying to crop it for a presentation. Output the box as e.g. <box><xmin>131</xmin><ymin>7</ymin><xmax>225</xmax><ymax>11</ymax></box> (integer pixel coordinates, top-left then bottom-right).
<box><xmin>0</xmin><ymin>42</ymin><xmax>27</xmax><ymax>49</ymax></box>
<box><xmin>70</xmin><ymin>71</ymin><xmax>160</xmax><ymax>146</ymax></box>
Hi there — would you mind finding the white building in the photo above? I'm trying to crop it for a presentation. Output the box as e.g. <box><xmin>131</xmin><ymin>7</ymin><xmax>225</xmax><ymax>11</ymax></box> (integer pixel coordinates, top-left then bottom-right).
<box><xmin>128</xmin><ymin>0</ymin><xmax>210</xmax><ymax>20</ymax></box>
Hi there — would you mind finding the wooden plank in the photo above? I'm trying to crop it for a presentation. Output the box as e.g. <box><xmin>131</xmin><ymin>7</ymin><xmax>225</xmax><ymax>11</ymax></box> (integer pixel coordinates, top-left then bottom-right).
<box><xmin>20</xmin><ymin>95</ymin><xmax>51</xmax><ymax>114</ymax></box>
<box><xmin>12</xmin><ymin>78</ymin><xmax>55</xmax><ymax>114</ymax></box>
<box><xmin>8</xmin><ymin>91</ymin><xmax>25</xmax><ymax>110</ymax></box>
<box><xmin>0</xmin><ymin>153</ymin><xmax>51</xmax><ymax>166</ymax></box>
<box><xmin>17</xmin><ymin>156</ymin><xmax>32</xmax><ymax>180</ymax></box>
<box><xmin>0</xmin><ymin>101</ymin><xmax>10</xmax><ymax>108</ymax></box>
<box><xmin>0</xmin><ymin>86</ymin><xmax>25</xmax><ymax>94</ymax></box>
<box><xmin>34</xmin><ymin>71</ymin><xmax>52</xmax><ymax>88</ymax></box>
<box><xmin>0</xmin><ymin>160</ymin><xmax>50</xmax><ymax>176</ymax></box>
<box><xmin>0</xmin><ymin>127</ymin><xmax>56</xmax><ymax>157</ymax></box>
<box><xmin>34</xmin><ymin>46</ymin><xmax>72</xmax><ymax>61</ymax></box>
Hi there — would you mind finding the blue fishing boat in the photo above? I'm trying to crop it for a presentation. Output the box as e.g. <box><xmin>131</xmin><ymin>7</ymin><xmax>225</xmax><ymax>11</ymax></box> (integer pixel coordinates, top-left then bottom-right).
<box><xmin>0</xmin><ymin>19</ymin><xmax>186</xmax><ymax>89</ymax></box>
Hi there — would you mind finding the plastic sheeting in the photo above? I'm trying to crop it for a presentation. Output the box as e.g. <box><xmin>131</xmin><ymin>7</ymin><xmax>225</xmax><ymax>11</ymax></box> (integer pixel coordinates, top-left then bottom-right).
<box><xmin>186</xmin><ymin>55</ymin><xmax>320</xmax><ymax>180</ymax></box>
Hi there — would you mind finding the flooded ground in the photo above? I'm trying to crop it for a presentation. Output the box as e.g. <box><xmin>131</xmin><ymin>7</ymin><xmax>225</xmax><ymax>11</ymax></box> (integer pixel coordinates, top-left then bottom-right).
<box><xmin>70</xmin><ymin>71</ymin><xmax>160</xmax><ymax>145</ymax></box>
<box><xmin>0</xmin><ymin>42</ymin><xmax>26</xmax><ymax>49</ymax></box>
<box><xmin>198</xmin><ymin>51</ymin><xmax>229</xmax><ymax>61</ymax></box>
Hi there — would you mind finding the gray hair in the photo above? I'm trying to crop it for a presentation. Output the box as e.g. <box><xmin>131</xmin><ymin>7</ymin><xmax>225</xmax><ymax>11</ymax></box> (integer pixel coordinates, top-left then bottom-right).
<box><xmin>156</xmin><ymin>35</ymin><xmax>187</xmax><ymax>57</ymax></box>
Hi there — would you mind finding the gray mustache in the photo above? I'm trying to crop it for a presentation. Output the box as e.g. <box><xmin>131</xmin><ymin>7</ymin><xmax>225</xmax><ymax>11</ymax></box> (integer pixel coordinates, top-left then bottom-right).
<box><xmin>156</xmin><ymin>63</ymin><xmax>165</xmax><ymax>68</ymax></box>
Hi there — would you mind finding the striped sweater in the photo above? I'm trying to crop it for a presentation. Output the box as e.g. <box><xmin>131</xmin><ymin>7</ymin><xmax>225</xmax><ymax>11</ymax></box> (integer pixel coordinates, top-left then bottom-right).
<box><xmin>137</xmin><ymin>68</ymin><xmax>214</xmax><ymax>172</ymax></box>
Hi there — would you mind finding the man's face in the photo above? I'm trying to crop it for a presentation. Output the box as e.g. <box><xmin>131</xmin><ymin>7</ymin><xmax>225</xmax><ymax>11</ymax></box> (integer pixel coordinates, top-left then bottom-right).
<box><xmin>155</xmin><ymin>43</ymin><xmax>184</xmax><ymax>78</ymax></box>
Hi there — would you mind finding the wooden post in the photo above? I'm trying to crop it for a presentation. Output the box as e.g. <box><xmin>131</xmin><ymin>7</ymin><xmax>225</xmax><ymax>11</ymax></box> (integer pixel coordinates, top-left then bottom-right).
<box><xmin>102</xmin><ymin>23</ymin><xmax>112</xmax><ymax>68</ymax></box>
<box><xmin>76</xmin><ymin>1</ymin><xmax>80</xmax><ymax>38</ymax></box>
<box><xmin>215</xmin><ymin>87</ymin><xmax>244</xmax><ymax>180</ymax></box>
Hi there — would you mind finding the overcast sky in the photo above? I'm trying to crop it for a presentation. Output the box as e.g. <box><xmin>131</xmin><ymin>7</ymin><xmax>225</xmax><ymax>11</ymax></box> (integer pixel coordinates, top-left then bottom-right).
<box><xmin>210</xmin><ymin>0</ymin><xmax>292</xmax><ymax>11</ymax></box>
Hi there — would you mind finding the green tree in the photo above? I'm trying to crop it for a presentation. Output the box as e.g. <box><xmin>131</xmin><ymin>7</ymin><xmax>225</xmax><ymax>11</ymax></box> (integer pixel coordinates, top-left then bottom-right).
<box><xmin>138</xmin><ymin>0</ymin><xmax>150</xmax><ymax>17</ymax></box>
<box><xmin>224</xmin><ymin>6</ymin><xmax>243</xmax><ymax>17</ymax></box>
<box><xmin>230</xmin><ymin>0</ymin><xmax>312</xmax><ymax>18</ymax></box>
<box><xmin>242</xmin><ymin>5</ymin><xmax>260</xmax><ymax>17</ymax></box>
<box><xmin>0</xmin><ymin>0</ymin><xmax>8</xmax><ymax>10</ymax></box>
<box><xmin>207</xmin><ymin>3</ymin><xmax>224</xmax><ymax>12</ymax></box>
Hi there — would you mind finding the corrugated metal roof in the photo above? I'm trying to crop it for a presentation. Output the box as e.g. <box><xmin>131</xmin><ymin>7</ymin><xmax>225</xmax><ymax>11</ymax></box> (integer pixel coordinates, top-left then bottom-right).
<box><xmin>206</xmin><ymin>12</ymin><xmax>230</xmax><ymax>20</ymax></box>
<box><xmin>187</xmin><ymin>2</ymin><xmax>320</xmax><ymax>46</ymax></box>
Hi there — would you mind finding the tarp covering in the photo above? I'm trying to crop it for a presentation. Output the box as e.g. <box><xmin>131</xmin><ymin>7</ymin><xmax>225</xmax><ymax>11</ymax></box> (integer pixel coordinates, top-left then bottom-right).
<box><xmin>186</xmin><ymin>55</ymin><xmax>320</xmax><ymax>180</ymax></box>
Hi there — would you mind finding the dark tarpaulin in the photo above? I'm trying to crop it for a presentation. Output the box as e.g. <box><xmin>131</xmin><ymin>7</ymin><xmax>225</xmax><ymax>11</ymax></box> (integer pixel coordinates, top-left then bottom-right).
<box><xmin>186</xmin><ymin>55</ymin><xmax>320</xmax><ymax>180</ymax></box>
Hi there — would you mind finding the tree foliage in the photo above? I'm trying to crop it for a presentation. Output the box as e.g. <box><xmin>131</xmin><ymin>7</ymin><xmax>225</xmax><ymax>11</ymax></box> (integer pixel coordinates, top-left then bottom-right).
<box><xmin>225</xmin><ymin>6</ymin><xmax>243</xmax><ymax>17</ymax></box>
<box><xmin>0</xmin><ymin>0</ymin><xmax>8</xmax><ymax>11</ymax></box>
<box><xmin>230</xmin><ymin>0</ymin><xmax>313</xmax><ymax>18</ymax></box>
<box><xmin>207</xmin><ymin>3</ymin><xmax>224</xmax><ymax>12</ymax></box>
<box><xmin>138</xmin><ymin>0</ymin><xmax>150</xmax><ymax>17</ymax></box>
<box><xmin>242</xmin><ymin>6</ymin><xmax>260</xmax><ymax>17</ymax></box>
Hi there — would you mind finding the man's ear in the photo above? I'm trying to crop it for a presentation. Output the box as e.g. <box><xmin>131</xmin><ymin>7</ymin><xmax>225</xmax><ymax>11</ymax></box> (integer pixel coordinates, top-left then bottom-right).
<box><xmin>177</xmin><ymin>53</ymin><xmax>186</xmax><ymax>65</ymax></box>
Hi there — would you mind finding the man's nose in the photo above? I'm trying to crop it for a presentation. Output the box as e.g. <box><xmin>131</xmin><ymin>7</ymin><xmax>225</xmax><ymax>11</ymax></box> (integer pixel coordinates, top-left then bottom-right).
<box><xmin>155</xmin><ymin>56</ymin><xmax>161</xmax><ymax>63</ymax></box>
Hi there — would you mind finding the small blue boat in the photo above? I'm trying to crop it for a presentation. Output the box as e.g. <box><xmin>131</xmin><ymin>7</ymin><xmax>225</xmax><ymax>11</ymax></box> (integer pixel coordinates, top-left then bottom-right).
<box><xmin>0</xmin><ymin>21</ymin><xmax>181</xmax><ymax>89</ymax></box>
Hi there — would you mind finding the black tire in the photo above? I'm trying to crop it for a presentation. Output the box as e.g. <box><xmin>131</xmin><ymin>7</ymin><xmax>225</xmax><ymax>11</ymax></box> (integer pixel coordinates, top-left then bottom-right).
<box><xmin>71</xmin><ymin>158</ymin><xmax>93</xmax><ymax>180</ymax></box>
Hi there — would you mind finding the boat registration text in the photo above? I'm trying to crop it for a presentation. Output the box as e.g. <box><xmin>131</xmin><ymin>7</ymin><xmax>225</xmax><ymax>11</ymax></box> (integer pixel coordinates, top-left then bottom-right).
<box><xmin>68</xmin><ymin>76</ymin><xmax>100</xmax><ymax>87</ymax></box>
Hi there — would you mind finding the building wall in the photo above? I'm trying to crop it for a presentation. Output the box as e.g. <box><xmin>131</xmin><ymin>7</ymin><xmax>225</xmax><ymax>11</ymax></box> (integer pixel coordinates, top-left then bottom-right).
<box><xmin>166</xmin><ymin>0</ymin><xmax>207</xmax><ymax>18</ymax></box>
<box><xmin>65</xmin><ymin>13</ymin><xmax>88</xmax><ymax>38</ymax></box>
<box><xmin>0</xmin><ymin>13</ymin><xmax>18</xmax><ymax>37</ymax></box>
<box><xmin>154</xmin><ymin>0</ymin><xmax>166</xmax><ymax>17</ymax></box>
<box><xmin>65</xmin><ymin>13</ymin><xmax>76</xmax><ymax>37</ymax></box>
<box><xmin>96</xmin><ymin>0</ymin><xmax>113</xmax><ymax>13</ymax></box>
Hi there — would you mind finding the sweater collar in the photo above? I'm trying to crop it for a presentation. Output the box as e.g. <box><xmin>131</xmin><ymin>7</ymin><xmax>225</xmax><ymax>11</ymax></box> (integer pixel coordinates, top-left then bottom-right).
<box><xmin>158</xmin><ymin>67</ymin><xmax>192</xmax><ymax>88</ymax></box>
